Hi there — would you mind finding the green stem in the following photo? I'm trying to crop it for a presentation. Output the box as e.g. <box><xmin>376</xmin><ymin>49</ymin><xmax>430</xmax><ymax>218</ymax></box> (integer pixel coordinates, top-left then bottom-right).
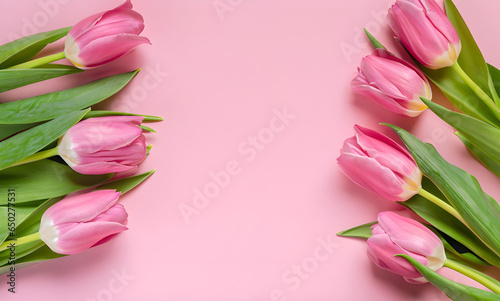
<box><xmin>0</xmin><ymin>232</ymin><xmax>41</xmax><ymax>253</ymax></box>
<box><xmin>418</xmin><ymin>188</ymin><xmax>466</xmax><ymax>225</ymax></box>
<box><xmin>451</xmin><ymin>62</ymin><xmax>500</xmax><ymax>120</ymax></box>
<box><xmin>11</xmin><ymin>147</ymin><xmax>58</xmax><ymax>167</ymax></box>
<box><xmin>7</xmin><ymin>51</ymin><xmax>66</xmax><ymax>69</ymax></box>
<box><xmin>444</xmin><ymin>258</ymin><xmax>500</xmax><ymax>295</ymax></box>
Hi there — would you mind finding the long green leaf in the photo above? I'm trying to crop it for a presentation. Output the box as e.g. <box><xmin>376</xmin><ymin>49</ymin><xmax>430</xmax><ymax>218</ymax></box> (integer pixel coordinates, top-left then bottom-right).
<box><xmin>404</xmin><ymin>178</ymin><xmax>500</xmax><ymax>267</ymax></box>
<box><xmin>0</xmin><ymin>240</ymin><xmax>45</xmax><ymax>267</ymax></box>
<box><xmin>0</xmin><ymin>64</ymin><xmax>82</xmax><ymax>93</ymax></box>
<box><xmin>0</xmin><ymin>160</ymin><xmax>111</xmax><ymax>205</ymax></box>
<box><xmin>0</xmin><ymin>110</ymin><xmax>88</xmax><ymax>170</ymax></box>
<box><xmin>98</xmin><ymin>170</ymin><xmax>156</xmax><ymax>194</ymax></box>
<box><xmin>488</xmin><ymin>64</ymin><xmax>500</xmax><ymax>97</ymax></box>
<box><xmin>0</xmin><ymin>123</ymin><xmax>37</xmax><ymax>141</ymax></box>
<box><xmin>422</xmin><ymin>98</ymin><xmax>500</xmax><ymax>172</ymax></box>
<box><xmin>399</xmin><ymin>255</ymin><xmax>500</xmax><ymax>301</ymax></box>
<box><xmin>0</xmin><ymin>27</ymin><xmax>70</xmax><ymax>69</ymax></box>
<box><xmin>0</xmin><ymin>205</ymin><xmax>41</xmax><ymax>245</ymax></box>
<box><xmin>84</xmin><ymin>110</ymin><xmax>163</xmax><ymax>122</ymax></box>
<box><xmin>388</xmin><ymin>124</ymin><xmax>500</xmax><ymax>258</ymax></box>
<box><xmin>0</xmin><ymin>70</ymin><xmax>139</xmax><ymax>124</ymax></box>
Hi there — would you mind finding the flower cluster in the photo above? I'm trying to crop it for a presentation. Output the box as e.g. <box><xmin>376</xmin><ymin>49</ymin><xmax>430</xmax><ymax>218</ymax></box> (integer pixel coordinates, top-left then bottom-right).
<box><xmin>0</xmin><ymin>0</ymin><xmax>158</xmax><ymax>274</ymax></box>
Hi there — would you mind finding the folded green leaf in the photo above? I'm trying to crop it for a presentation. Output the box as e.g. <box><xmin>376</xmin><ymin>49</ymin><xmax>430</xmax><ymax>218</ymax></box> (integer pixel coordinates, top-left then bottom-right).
<box><xmin>0</xmin><ymin>109</ymin><xmax>88</xmax><ymax>170</ymax></box>
<box><xmin>456</xmin><ymin>132</ymin><xmax>500</xmax><ymax>178</ymax></box>
<box><xmin>422</xmin><ymin>98</ymin><xmax>500</xmax><ymax>173</ymax></box>
<box><xmin>0</xmin><ymin>70</ymin><xmax>139</xmax><ymax>124</ymax></box>
<box><xmin>97</xmin><ymin>169</ymin><xmax>155</xmax><ymax>194</ymax></box>
<box><xmin>398</xmin><ymin>255</ymin><xmax>500</xmax><ymax>301</ymax></box>
<box><xmin>337</xmin><ymin>222</ymin><xmax>375</xmax><ymax>239</ymax></box>
<box><xmin>364</xmin><ymin>29</ymin><xmax>386</xmax><ymax>50</ymax></box>
<box><xmin>0</xmin><ymin>64</ymin><xmax>83</xmax><ymax>93</ymax></box>
<box><xmin>0</xmin><ymin>27</ymin><xmax>70</xmax><ymax>69</ymax></box>
<box><xmin>84</xmin><ymin>110</ymin><xmax>163</xmax><ymax>122</ymax></box>
<box><xmin>388</xmin><ymin>124</ymin><xmax>500</xmax><ymax>258</ymax></box>
<box><xmin>488</xmin><ymin>64</ymin><xmax>500</xmax><ymax>97</ymax></box>
<box><xmin>0</xmin><ymin>160</ymin><xmax>111</xmax><ymax>205</ymax></box>
<box><xmin>403</xmin><ymin>178</ymin><xmax>500</xmax><ymax>267</ymax></box>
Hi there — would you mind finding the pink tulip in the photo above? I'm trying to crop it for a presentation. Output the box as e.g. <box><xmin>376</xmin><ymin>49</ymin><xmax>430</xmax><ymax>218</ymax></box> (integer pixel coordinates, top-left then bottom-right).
<box><xmin>58</xmin><ymin>116</ymin><xmax>147</xmax><ymax>175</ymax></box>
<box><xmin>64</xmin><ymin>0</ymin><xmax>151</xmax><ymax>69</ymax></box>
<box><xmin>337</xmin><ymin>125</ymin><xmax>422</xmax><ymax>202</ymax></box>
<box><xmin>351</xmin><ymin>49</ymin><xmax>430</xmax><ymax>117</ymax></box>
<box><xmin>39</xmin><ymin>190</ymin><xmax>128</xmax><ymax>255</ymax></box>
<box><xmin>387</xmin><ymin>0</ymin><xmax>461</xmax><ymax>69</ymax></box>
<box><xmin>367</xmin><ymin>211</ymin><xmax>446</xmax><ymax>283</ymax></box>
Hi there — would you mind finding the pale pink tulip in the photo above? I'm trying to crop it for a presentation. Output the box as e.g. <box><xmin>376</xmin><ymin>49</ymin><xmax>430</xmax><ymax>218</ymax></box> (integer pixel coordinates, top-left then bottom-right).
<box><xmin>58</xmin><ymin>116</ymin><xmax>147</xmax><ymax>175</ymax></box>
<box><xmin>337</xmin><ymin>125</ymin><xmax>422</xmax><ymax>202</ymax></box>
<box><xmin>367</xmin><ymin>211</ymin><xmax>446</xmax><ymax>283</ymax></box>
<box><xmin>39</xmin><ymin>190</ymin><xmax>128</xmax><ymax>255</ymax></box>
<box><xmin>388</xmin><ymin>0</ymin><xmax>461</xmax><ymax>69</ymax></box>
<box><xmin>65</xmin><ymin>0</ymin><xmax>151</xmax><ymax>69</ymax></box>
<box><xmin>352</xmin><ymin>49</ymin><xmax>430</xmax><ymax>117</ymax></box>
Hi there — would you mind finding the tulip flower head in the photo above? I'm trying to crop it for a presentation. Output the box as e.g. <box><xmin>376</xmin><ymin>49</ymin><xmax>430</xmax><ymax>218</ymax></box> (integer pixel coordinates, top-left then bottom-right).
<box><xmin>387</xmin><ymin>0</ymin><xmax>461</xmax><ymax>69</ymax></box>
<box><xmin>39</xmin><ymin>190</ymin><xmax>128</xmax><ymax>255</ymax></box>
<box><xmin>352</xmin><ymin>49</ymin><xmax>430</xmax><ymax>117</ymax></box>
<box><xmin>367</xmin><ymin>211</ymin><xmax>446</xmax><ymax>283</ymax></box>
<box><xmin>58</xmin><ymin>116</ymin><xmax>147</xmax><ymax>175</ymax></box>
<box><xmin>337</xmin><ymin>125</ymin><xmax>422</xmax><ymax>202</ymax></box>
<box><xmin>65</xmin><ymin>0</ymin><xmax>151</xmax><ymax>69</ymax></box>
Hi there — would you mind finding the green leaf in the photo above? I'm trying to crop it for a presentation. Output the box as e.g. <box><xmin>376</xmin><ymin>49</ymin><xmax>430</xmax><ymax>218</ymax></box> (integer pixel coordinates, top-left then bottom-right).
<box><xmin>337</xmin><ymin>222</ymin><xmax>375</xmax><ymax>239</ymax></box>
<box><xmin>84</xmin><ymin>111</ymin><xmax>163</xmax><ymax>122</ymax></box>
<box><xmin>364</xmin><ymin>29</ymin><xmax>386</xmax><ymax>50</ymax></box>
<box><xmin>0</xmin><ymin>205</ymin><xmax>41</xmax><ymax>245</ymax></box>
<box><xmin>0</xmin><ymin>160</ymin><xmax>112</xmax><ymax>205</ymax></box>
<box><xmin>445</xmin><ymin>0</ymin><xmax>493</xmax><ymax>100</ymax></box>
<box><xmin>0</xmin><ymin>123</ymin><xmax>37</xmax><ymax>141</ymax></box>
<box><xmin>488</xmin><ymin>64</ymin><xmax>500</xmax><ymax>97</ymax></box>
<box><xmin>0</xmin><ymin>64</ymin><xmax>83</xmax><ymax>93</ymax></box>
<box><xmin>398</xmin><ymin>255</ymin><xmax>500</xmax><ymax>301</ymax></box>
<box><xmin>0</xmin><ymin>70</ymin><xmax>139</xmax><ymax>124</ymax></box>
<box><xmin>98</xmin><ymin>170</ymin><xmax>155</xmax><ymax>194</ymax></box>
<box><xmin>0</xmin><ymin>240</ymin><xmax>45</xmax><ymax>267</ymax></box>
<box><xmin>0</xmin><ymin>27</ymin><xmax>70</xmax><ymax>69</ymax></box>
<box><xmin>0</xmin><ymin>110</ymin><xmax>88</xmax><ymax>170</ymax></box>
<box><xmin>403</xmin><ymin>178</ymin><xmax>500</xmax><ymax>266</ymax></box>
<box><xmin>388</xmin><ymin>124</ymin><xmax>500</xmax><ymax>259</ymax></box>
<box><xmin>139</xmin><ymin>125</ymin><xmax>156</xmax><ymax>133</ymax></box>
<box><xmin>456</xmin><ymin>132</ymin><xmax>500</xmax><ymax>178</ymax></box>
<box><xmin>422</xmin><ymin>98</ymin><xmax>500</xmax><ymax>173</ymax></box>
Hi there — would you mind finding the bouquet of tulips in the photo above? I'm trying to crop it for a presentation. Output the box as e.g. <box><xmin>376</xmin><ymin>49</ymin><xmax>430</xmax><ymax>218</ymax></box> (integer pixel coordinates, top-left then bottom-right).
<box><xmin>0</xmin><ymin>0</ymin><xmax>159</xmax><ymax>283</ymax></box>
<box><xmin>338</xmin><ymin>0</ymin><xmax>500</xmax><ymax>300</ymax></box>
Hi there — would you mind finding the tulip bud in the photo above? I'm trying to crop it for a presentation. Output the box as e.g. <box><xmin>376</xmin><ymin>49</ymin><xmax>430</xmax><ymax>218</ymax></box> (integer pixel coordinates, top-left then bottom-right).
<box><xmin>337</xmin><ymin>125</ymin><xmax>422</xmax><ymax>202</ymax></box>
<box><xmin>64</xmin><ymin>0</ymin><xmax>151</xmax><ymax>69</ymax></box>
<box><xmin>57</xmin><ymin>116</ymin><xmax>147</xmax><ymax>175</ymax></box>
<box><xmin>387</xmin><ymin>0</ymin><xmax>461</xmax><ymax>69</ymax></box>
<box><xmin>352</xmin><ymin>49</ymin><xmax>430</xmax><ymax>117</ymax></box>
<box><xmin>367</xmin><ymin>211</ymin><xmax>446</xmax><ymax>283</ymax></box>
<box><xmin>39</xmin><ymin>190</ymin><xmax>128</xmax><ymax>255</ymax></box>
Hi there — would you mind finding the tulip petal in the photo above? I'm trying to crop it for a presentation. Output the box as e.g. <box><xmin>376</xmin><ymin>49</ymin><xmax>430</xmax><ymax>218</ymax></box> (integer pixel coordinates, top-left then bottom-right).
<box><xmin>55</xmin><ymin>221</ymin><xmax>128</xmax><ymax>254</ymax></box>
<box><xmin>337</xmin><ymin>152</ymin><xmax>406</xmax><ymax>202</ymax></box>
<box><xmin>76</xmin><ymin>34</ymin><xmax>151</xmax><ymax>68</ymax></box>
<box><xmin>42</xmin><ymin>190</ymin><xmax>121</xmax><ymax>225</ymax></box>
<box><xmin>367</xmin><ymin>233</ymin><xmax>426</xmax><ymax>279</ymax></box>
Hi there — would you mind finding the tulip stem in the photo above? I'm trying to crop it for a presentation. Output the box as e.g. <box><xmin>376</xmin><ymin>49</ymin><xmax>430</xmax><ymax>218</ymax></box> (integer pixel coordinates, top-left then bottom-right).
<box><xmin>444</xmin><ymin>258</ymin><xmax>500</xmax><ymax>295</ymax></box>
<box><xmin>0</xmin><ymin>232</ymin><xmax>42</xmax><ymax>253</ymax></box>
<box><xmin>11</xmin><ymin>147</ymin><xmax>59</xmax><ymax>167</ymax></box>
<box><xmin>7</xmin><ymin>51</ymin><xmax>66</xmax><ymax>69</ymax></box>
<box><xmin>418</xmin><ymin>188</ymin><xmax>466</xmax><ymax>225</ymax></box>
<box><xmin>451</xmin><ymin>62</ymin><xmax>500</xmax><ymax>119</ymax></box>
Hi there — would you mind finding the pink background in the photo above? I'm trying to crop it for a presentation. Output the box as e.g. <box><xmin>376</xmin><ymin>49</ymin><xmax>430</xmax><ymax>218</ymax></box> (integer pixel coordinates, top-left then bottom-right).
<box><xmin>2</xmin><ymin>0</ymin><xmax>500</xmax><ymax>300</ymax></box>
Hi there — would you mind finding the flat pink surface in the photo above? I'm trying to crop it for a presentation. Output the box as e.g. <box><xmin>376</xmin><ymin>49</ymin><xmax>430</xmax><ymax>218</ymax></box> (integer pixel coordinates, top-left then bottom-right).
<box><xmin>2</xmin><ymin>0</ymin><xmax>500</xmax><ymax>300</ymax></box>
